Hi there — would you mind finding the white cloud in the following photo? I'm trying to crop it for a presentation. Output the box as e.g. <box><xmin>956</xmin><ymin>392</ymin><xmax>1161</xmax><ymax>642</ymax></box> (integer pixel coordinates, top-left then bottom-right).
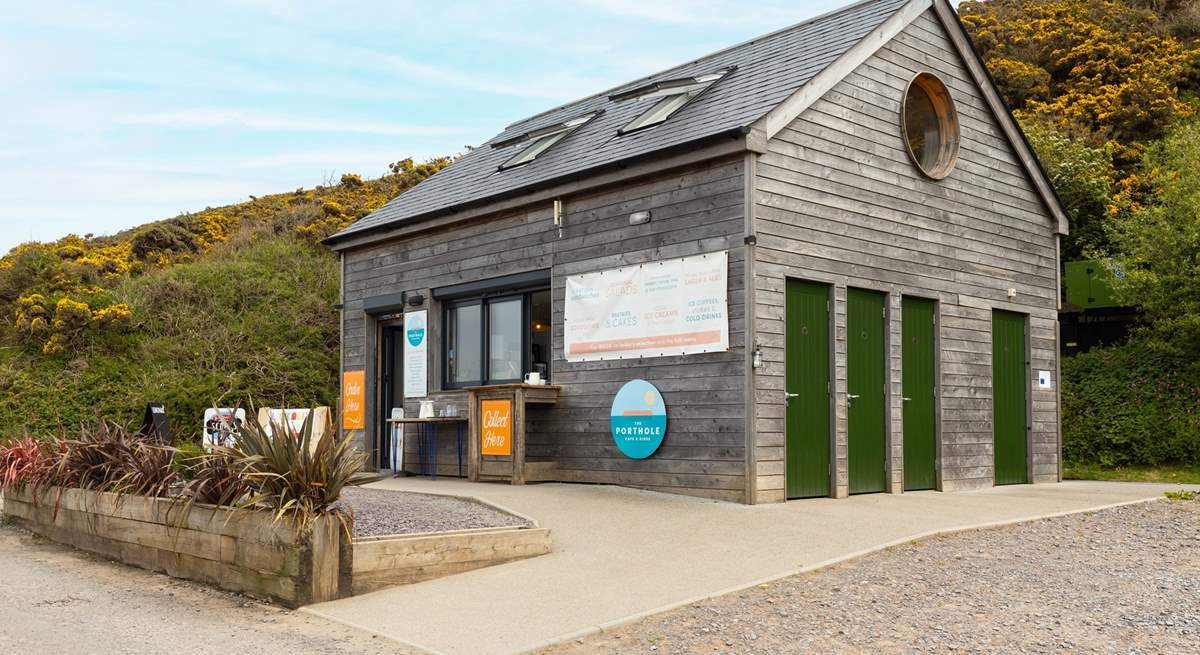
<box><xmin>570</xmin><ymin>0</ymin><xmax>818</xmax><ymax>26</ymax></box>
<box><xmin>116</xmin><ymin>108</ymin><xmax>466</xmax><ymax>136</ymax></box>
<box><xmin>232</xmin><ymin>148</ymin><xmax>445</xmax><ymax>172</ymax></box>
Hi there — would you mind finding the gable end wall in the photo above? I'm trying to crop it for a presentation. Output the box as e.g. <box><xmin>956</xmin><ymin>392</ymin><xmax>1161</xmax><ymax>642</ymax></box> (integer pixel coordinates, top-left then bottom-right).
<box><xmin>750</xmin><ymin>10</ymin><xmax>1061</xmax><ymax>501</ymax></box>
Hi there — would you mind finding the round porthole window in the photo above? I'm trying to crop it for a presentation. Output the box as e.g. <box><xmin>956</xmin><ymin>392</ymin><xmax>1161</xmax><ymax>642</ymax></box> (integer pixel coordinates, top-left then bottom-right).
<box><xmin>901</xmin><ymin>72</ymin><xmax>959</xmax><ymax>180</ymax></box>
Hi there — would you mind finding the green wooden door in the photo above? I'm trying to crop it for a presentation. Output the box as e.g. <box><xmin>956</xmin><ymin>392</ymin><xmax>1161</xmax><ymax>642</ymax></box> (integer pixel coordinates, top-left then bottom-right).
<box><xmin>992</xmin><ymin>310</ymin><xmax>1029</xmax><ymax>485</ymax></box>
<box><xmin>902</xmin><ymin>297</ymin><xmax>937</xmax><ymax>491</ymax></box>
<box><xmin>847</xmin><ymin>288</ymin><xmax>887</xmax><ymax>494</ymax></box>
<box><xmin>785</xmin><ymin>280</ymin><xmax>831</xmax><ymax>499</ymax></box>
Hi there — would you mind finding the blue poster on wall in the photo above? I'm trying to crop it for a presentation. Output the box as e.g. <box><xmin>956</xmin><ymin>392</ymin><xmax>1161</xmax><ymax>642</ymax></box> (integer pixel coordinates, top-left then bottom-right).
<box><xmin>610</xmin><ymin>379</ymin><xmax>667</xmax><ymax>459</ymax></box>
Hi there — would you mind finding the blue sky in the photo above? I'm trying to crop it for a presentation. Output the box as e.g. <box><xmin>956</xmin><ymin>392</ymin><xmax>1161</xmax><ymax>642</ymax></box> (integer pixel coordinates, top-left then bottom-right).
<box><xmin>0</xmin><ymin>0</ymin><xmax>861</xmax><ymax>256</ymax></box>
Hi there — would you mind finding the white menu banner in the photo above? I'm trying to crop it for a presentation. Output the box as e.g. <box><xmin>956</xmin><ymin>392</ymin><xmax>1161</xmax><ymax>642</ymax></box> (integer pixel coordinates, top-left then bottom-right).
<box><xmin>564</xmin><ymin>250</ymin><xmax>728</xmax><ymax>362</ymax></box>
<box><xmin>403</xmin><ymin>310</ymin><xmax>428</xmax><ymax>398</ymax></box>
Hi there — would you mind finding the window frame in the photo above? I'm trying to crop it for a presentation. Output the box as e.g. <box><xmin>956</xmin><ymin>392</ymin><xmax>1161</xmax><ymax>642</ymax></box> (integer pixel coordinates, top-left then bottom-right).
<box><xmin>900</xmin><ymin>71</ymin><xmax>961</xmax><ymax>180</ymax></box>
<box><xmin>496</xmin><ymin>112</ymin><xmax>600</xmax><ymax>171</ymax></box>
<box><xmin>443</xmin><ymin>298</ymin><xmax>484</xmax><ymax>389</ymax></box>
<box><xmin>441</xmin><ymin>289</ymin><xmax>547</xmax><ymax>389</ymax></box>
<box><xmin>615</xmin><ymin>68</ymin><xmax>733</xmax><ymax>135</ymax></box>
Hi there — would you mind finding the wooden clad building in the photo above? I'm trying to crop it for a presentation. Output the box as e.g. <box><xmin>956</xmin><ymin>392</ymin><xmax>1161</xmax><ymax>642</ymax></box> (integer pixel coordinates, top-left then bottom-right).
<box><xmin>326</xmin><ymin>0</ymin><xmax>1067</xmax><ymax>504</ymax></box>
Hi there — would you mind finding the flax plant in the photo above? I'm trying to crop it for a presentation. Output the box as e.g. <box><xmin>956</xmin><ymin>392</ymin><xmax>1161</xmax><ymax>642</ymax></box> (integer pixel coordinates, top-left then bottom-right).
<box><xmin>232</xmin><ymin>410</ymin><xmax>363</xmax><ymax>535</ymax></box>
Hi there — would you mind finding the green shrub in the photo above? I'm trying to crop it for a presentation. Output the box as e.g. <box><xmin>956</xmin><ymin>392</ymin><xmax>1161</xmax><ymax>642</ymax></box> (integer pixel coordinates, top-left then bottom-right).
<box><xmin>173</xmin><ymin>439</ymin><xmax>207</xmax><ymax>475</ymax></box>
<box><xmin>0</xmin><ymin>234</ymin><xmax>339</xmax><ymax>440</ymax></box>
<box><xmin>1063</xmin><ymin>339</ymin><xmax>1200</xmax><ymax>467</ymax></box>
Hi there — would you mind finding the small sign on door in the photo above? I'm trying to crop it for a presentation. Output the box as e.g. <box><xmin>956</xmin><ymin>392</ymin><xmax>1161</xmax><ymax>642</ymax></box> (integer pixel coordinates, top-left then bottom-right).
<box><xmin>1037</xmin><ymin>370</ymin><xmax>1053</xmax><ymax>390</ymax></box>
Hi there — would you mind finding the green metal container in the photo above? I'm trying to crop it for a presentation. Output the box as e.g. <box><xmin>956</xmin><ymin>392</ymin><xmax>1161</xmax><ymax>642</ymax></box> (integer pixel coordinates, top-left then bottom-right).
<box><xmin>1063</xmin><ymin>260</ymin><xmax>1123</xmax><ymax>310</ymax></box>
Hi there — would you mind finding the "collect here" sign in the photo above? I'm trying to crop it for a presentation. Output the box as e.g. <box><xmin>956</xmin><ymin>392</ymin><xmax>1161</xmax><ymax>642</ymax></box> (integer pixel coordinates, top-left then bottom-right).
<box><xmin>480</xmin><ymin>399</ymin><xmax>513</xmax><ymax>456</ymax></box>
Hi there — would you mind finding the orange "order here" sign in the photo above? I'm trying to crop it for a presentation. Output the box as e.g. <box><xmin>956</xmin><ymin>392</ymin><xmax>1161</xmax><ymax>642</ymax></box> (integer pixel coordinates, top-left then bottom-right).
<box><xmin>480</xmin><ymin>399</ymin><xmax>512</xmax><ymax>456</ymax></box>
<box><xmin>342</xmin><ymin>370</ymin><xmax>365</xmax><ymax>430</ymax></box>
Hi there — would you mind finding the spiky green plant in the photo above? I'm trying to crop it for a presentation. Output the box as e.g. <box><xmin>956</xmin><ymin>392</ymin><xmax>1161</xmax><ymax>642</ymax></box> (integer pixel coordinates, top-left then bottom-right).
<box><xmin>180</xmin><ymin>447</ymin><xmax>260</xmax><ymax>507</ymax></box>
<box><xmin>233</xmin><ymin>410</ymin><xmax>363</xmax><ymax>534</ymax></box>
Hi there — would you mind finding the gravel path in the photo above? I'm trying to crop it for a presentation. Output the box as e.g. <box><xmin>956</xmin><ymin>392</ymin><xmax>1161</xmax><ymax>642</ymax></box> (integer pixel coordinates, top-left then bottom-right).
<box><xmin>543</xmin><ymin>496</ymin><xmax>1200</xmax><ymax>655</ymax></box>
<box><xmin>338</xmin><ymin>486</ymin><xmax>531</xmax><ymax>538</ymax></box>
<box><xmin>0</xmin><ymin>523</ymin><xmax>414</xmax><ymax>655</ymax></box>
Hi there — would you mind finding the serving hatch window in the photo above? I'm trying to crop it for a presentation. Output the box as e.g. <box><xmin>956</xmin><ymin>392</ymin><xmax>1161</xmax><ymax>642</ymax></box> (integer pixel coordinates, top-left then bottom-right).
<box><xmin>443</xmin><ymin>288</ymin><xmax>551</xmax><ymax>389</ymax></box>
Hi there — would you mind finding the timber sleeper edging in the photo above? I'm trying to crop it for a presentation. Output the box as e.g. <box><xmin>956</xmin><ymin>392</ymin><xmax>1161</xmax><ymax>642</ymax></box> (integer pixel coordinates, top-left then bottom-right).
<box><xmin>2</xmin><ymin>485</ymin><xmax>551</xmax><ymax>607</ymax></box>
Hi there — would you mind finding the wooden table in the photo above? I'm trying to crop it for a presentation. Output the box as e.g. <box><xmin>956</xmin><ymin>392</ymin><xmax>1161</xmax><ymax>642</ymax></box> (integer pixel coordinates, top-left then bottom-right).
<box><xmin>384</xmin><ymin>417</ymin><xmax>468</xmax><ymax>479</ymax></box>
<box><xmin>465</xmin><ymin>384</ymin><xmax>561</xmax><ymax>484</ymax></box>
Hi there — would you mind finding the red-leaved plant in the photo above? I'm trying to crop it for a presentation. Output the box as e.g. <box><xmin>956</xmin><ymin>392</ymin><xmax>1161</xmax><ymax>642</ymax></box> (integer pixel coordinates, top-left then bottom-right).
<box><xmin>0</xmin><ymin>436</ymin><xmax>55</xmax><ymax>493</ymax></box>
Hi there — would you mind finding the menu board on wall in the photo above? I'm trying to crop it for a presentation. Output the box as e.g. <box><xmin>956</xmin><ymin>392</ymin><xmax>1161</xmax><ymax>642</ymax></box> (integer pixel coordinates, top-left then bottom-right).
<box><xmin>564</xmin><ymin>250</ymin><xmax>728</xmax><ymax>362</ymax></box>
<box><xmin>403</xmin><ymin>310</ymin><xmax>428</xmax><ymax>398</ymax></box>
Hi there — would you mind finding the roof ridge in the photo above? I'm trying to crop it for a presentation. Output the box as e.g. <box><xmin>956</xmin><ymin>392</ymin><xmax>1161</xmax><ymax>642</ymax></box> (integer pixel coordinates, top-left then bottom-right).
<box><xmin>502</xmin><ymin>0</ymin><xmax>889</xmax><ymax>131</ymax></box>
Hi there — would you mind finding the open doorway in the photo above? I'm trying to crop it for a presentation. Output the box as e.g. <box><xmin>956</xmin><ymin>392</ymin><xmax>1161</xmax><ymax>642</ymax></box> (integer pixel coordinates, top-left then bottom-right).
<box><xmin>378</xmin><ymin>319</ymin><xmax>404</xmax><ymax>470</ymax></box>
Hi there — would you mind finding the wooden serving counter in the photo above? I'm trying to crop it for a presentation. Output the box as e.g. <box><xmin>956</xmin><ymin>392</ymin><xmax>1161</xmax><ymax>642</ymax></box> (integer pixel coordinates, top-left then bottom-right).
<box><xmin>465</xmin><ymin>383</ymin><xmax>561</xmax><ymax>484</ymax></box>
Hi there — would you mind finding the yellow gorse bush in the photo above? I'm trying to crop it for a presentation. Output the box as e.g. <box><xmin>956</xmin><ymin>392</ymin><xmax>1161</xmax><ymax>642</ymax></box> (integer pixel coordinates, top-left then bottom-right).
<box><xmin>0</xmin><ymin>156</ymin><xmax>454</xmax><ymax>361</ymax></box>
<box><xmin>960</xmin><ymin>0</ymin><xmax>1197</xmax><ymax>161</ymax></box>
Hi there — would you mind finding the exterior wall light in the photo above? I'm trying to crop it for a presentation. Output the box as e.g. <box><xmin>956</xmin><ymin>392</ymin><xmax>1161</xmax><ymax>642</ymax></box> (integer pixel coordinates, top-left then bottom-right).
<box><xmin>629</xmin><ymin>210</ymin><xmax>651</xmax><ymax>225</ymax></box>
<box><xmin>752</xmin><ymin>346</ymin><xmax>763</xmax><ymax>370</ymax></box>
<box><xmin>407</xmin><ymin>292</ymin><xmax>426</xmax><ymax>307</ymax></box>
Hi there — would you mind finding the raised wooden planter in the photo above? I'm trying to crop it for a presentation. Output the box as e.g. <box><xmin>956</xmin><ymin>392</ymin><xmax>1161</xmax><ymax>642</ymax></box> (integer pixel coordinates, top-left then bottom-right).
<box><xmin>2</xmin><ymin>486</ymin><xmax>346</xmax><ymax>608</ymax></box>
<box><xmin>2</xmin><ymin>486</ymin><xmax>550</xmax><ymax>607</ymax></box>
<box><xmin>352</xmin><ymin>524</ymin><xmax>551</xmax><ymax>595</ymax></box>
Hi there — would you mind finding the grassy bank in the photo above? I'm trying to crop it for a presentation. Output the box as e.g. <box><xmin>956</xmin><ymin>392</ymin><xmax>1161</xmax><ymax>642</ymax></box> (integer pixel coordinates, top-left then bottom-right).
<box><xmin>1064</xmin><ymin>463</ymin><xmax>1200</xmax><ymax>485</ymax></box>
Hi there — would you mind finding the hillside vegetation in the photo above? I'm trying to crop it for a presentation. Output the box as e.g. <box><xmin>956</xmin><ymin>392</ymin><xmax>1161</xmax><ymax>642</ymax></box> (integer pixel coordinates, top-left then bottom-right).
<box><xmin>961</xmin><ymin>0</ymin><xmax>1200</xmax><ymax>468</ymax></box>
<box><xmin>0</xmin><ymin>158</ymin><xmax>450</xmax><ymax>439</ymax></box>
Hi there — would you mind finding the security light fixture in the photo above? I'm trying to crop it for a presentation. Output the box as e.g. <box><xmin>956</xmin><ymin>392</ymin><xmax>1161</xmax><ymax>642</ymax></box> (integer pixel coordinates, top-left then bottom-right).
<box><xmin>407</xmin><ymin>292</ymin><xmax>426</xmax><ymax>307</ymax></box>
<box><xmin>629</xmin><ymin>210</ymin><xmax>651</xmax><ymax>225</ymax></box>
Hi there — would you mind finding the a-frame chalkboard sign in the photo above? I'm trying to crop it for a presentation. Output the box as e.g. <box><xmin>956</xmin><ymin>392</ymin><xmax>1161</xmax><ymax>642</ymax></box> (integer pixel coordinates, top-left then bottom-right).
<box><xmin>139</xmin><ymin>402</ymin><xmax>173</xmax><ymax>445</ymax></box>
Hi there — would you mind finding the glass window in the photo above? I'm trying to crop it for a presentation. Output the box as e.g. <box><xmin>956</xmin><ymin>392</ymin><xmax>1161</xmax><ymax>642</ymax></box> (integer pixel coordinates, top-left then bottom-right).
<box><xmin>442</xmin><ymin>288</ymin><xmax>551</xmax><ymax>388</ymax></box>
<box><xmin>502</xmin><ymin>131</ymin><xmax>569</xmax><ymax>168</ymax></box>
<box><xmin>447</xmin><ymin>303</ymin><xmax>482</xmax><ymax>385</ymax></box>
<box><xmin>498</xmin><ymin>113</ymin><xmax>597</xmax><ymax>170</ymax></box>
<box><xmin>901</xmin><ymin>72</ymin><xmax>959</xmax><ymax>180</ymax></box>
<box><xmin>530</xmin><ymin>289</ymin><xmax>551</xmax><ymax>379</ymax></box>
<box><xmin>617</xmin><ymin>69</ymin><xmax>731</xmax><ymax>134</ymax></box>
<box><xmin>488</xmin><ymin>298</ymin><xmax>523</xmax><ymax>382</ymax></box>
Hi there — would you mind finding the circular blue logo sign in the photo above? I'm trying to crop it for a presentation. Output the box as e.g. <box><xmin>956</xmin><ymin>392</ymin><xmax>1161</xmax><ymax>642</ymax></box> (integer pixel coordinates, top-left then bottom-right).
<box><xmin>610</xmin><ymin>379</ymin><xmax>667</xmax><ymax>459</ymax></box>
<box><xmin>406</xmin><ymin>313</ymin><xmax>426</xmax><ymax>347</ymax></box>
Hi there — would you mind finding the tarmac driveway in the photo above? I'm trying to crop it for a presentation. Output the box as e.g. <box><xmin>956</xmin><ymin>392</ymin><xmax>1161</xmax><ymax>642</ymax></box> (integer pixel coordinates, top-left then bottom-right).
<box><xmin>305</xmin><ymin>479</ymin><xmax>1199</xmax><ymax>655</ymax></box>
<box><xmin>0</xmin><ymin>522</ymin><xmax>409</xmax><ymax>655</ymax></box>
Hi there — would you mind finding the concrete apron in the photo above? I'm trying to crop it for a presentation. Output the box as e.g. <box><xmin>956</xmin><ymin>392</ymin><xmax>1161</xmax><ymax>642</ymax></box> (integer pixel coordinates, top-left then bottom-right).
<box><xmin>304</xmin><ymin>479</ymin><xmax>1199</xmax><ymax>655</ymax></box>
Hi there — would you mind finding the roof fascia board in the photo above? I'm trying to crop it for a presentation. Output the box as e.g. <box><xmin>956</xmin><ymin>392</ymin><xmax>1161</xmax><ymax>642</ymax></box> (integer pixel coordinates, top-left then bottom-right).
<box><xmin>753</xmin><ymin>0</ymin><xmax>931</xmax><ymax>140</ymax></box>
<box><xmin>930</xmin><ymin>0</ymin><xmax>1070</xmax><ymax>235</ymax></box>
<box><xmin>328</xmin><ymin>132</ymin><xmax>754</xmax><ymax>252</ymax></box>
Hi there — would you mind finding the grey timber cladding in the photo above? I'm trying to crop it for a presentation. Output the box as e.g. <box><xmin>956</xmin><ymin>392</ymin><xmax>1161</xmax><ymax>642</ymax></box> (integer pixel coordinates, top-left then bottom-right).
<box><xmin>343</xmin><ymin>157</ymin><xmax>749</xmax><ymax>502</ymax></box>
<box><xmin>329</xmin><ymin>0</ymin><xmax>909</xmax><ymax>240</ymax></box>
<box><xmin>750</xmin><ymin>10</ymin><xmax>1060</xmax><ymax>502</ymax></box>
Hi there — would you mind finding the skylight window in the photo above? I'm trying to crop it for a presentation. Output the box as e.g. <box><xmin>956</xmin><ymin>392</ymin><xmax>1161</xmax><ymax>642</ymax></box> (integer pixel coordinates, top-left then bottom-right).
<box><xmin>496</xmin><ymin>112</ymin><xmax>599</xmax><ymax>170</ymax></box>
<box><xmin>613</xmin><ymin>68</ymin><xmax>733</xmax><ymax>134</ymax></box>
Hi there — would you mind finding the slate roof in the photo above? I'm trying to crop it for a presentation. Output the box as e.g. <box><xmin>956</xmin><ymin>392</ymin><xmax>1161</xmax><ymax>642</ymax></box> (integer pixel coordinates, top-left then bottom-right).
<box><xmin>328</xmin><ymin>0</ymin><xmax>910</xmax><ymax>244</ymax></box>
